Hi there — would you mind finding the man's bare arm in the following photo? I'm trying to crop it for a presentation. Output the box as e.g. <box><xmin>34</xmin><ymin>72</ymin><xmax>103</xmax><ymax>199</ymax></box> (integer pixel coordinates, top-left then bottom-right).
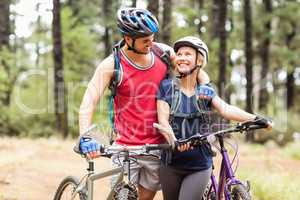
<box><xmin>79</xmin><ymin>55</ymin><xmax>114</xmax><ymax>135</ymax></box>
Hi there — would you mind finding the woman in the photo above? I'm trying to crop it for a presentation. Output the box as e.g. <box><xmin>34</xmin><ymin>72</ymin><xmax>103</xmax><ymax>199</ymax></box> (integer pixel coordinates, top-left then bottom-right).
<box><xmin>156</xmin><ymin>36</ymin><xmax>272</xmax><ymax>200</ymax></box>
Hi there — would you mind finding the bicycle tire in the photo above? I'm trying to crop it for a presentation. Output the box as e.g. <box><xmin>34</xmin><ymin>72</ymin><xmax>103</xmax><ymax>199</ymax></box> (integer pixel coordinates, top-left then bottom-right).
<box><xmin>230</xmin><ymin>184</ymin><xmax>251</xmax><ymax>200</ymax></box>
<box><xmin>53</xmin><ymin>176</ymin><xmax>86</xmax><ymax>200</ymax></box>
<box><xmin>113</xmin><ymin>181</ymin><xmax>138</xmax><ymax>200</ymax></box>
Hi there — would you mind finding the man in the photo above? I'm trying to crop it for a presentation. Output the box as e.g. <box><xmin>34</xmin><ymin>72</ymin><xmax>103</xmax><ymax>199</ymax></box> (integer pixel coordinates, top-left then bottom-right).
<box><xmin>78</xmin><ymin>8</ymin><xmax>210</xmax><ymax>200</ymax></box>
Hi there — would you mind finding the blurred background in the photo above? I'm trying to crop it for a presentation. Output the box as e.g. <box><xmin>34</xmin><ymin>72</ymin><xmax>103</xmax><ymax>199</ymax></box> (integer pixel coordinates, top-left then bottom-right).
<box><xmin>0</xmin><ymin>0</ymin><xmax>300</xmax><ymax>199</ymax></box>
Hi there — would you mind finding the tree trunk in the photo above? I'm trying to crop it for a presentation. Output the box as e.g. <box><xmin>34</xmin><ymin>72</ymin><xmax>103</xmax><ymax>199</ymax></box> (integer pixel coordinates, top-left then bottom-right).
<box><xmin>103</xmin><ymin>0</ymin><xmax>112</xmax><ymax>57</ymax></box>
<box><xmin>52</xmin><ymin>0</ymin><xmax>68</xmax><ymax>138</ymax></box>
<box><xmin>197</xmin><ymin>0</ymin><xmax>204</xmax><ymax>36</ymax></box>
<box><xmin>161</xmin><ymin>0</ymin><xmax>172</xmax><ymax>45</ymax></box>
<box><xmin>0</xmin><ymin>0</ymin><xmax>11</xmax><ymax>106</ymax></box>
<box><xmin>132</xmin><ymin>0</ymin><xmax>137</xmax><ymax>7</ymax></box>
<box><xmin>147</xmin><ymin>0</ymin><xmax>159</xmax><ymax>40</ymax></box>
<box><xmin>285</xmin><ymin>22</ymin><xmax>296</xmax><ymax>110</ymax></box>
<box><xmin>210</xmin><ymin>0</ymin><xmax>219</xmax><ymax>39</ymax></box>
<box><xmin>244</xmin><ymin>0</ymin><xmax>254</xmax><ymax>142</ymax></box>
<box><xmin>0</xmin><ymin>0</ymin><xmax>10</xmax><ymax>47</ymax></box>
<box><xmin>217</xmin><ymin>0</ymin><xmax>227</xmax><ymax>99</ymax></box>
<box><xmin>286</xmin><ymin>70</ymin><xmax>295</xmax><ymax>109</ymax></box>
<box><xmin>258</xmin><ymin>0</ymin><xmax>272</xmax><ymax>110</ymax></box>
<box><xmin>147</xmin><ymin>0</ymin><xmax>159</xmax><ymax>20</ymax></box>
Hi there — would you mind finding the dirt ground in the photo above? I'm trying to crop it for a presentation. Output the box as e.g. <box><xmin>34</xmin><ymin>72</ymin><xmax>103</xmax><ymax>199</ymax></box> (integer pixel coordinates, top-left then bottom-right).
<box><xmin>1</xmin><ymin>137</ymin><xmax>300</xmax><ymax>200</ymax></box>
<box><xmin>0</xmin><ymin>137</ymin><xmax>163</xmax><ymax>200</ymax></box>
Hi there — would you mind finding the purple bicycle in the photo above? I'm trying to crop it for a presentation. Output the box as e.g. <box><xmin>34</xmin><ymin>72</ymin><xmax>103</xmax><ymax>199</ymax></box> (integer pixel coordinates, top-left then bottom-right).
<box><xmin>155</xmin><ymin>119</ymin><xmax>269</xmax><ymax>200</ymax></box>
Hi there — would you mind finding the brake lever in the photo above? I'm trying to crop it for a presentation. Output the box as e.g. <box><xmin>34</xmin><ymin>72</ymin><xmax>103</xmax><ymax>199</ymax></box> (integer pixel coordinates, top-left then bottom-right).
<box><xmin>176</xmin><ymin>135</ymin><xmax>205</xmax><ymax>148</ymax></box>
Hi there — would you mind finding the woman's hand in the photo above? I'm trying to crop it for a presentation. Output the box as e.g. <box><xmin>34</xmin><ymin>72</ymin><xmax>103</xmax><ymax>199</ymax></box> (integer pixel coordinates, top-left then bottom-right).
<box><xmin>153</xmin><ymin>123</ymin><xmax>177</xmax><ymax>149</ymax></box>
<box><xmin>177</xmin><ymin>142</ymin><xmax>193</xmax><ymax>152</ymax></box>
<box><xmin>255</xmin><ymin>116</ymin><xmax>274</xmax><ymax>131</ymax></box>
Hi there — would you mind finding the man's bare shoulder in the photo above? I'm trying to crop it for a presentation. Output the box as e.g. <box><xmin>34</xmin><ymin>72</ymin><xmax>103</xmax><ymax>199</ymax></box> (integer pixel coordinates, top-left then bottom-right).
<box><xmin>97</xmin><ymin>54</ymin><xmax>114</xmax><ymax>70</ymax></box>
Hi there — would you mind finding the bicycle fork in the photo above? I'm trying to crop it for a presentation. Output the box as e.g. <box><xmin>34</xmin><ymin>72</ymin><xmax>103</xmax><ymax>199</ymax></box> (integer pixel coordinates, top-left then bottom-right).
<box><xmin>86</xmin><ymin>160</ymin><xmax>123</xmax><ymax>200</ymax></box>
<box><xmin>218</xmin><ymin>149</ymin><xmax>243</xmax><ymax>200</ymax></box>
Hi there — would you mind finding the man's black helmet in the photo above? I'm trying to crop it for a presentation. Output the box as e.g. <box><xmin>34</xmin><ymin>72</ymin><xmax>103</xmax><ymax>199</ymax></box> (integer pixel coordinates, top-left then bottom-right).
<box><xmin>117</xmin><ymin>8</ymin><xmax>159</xmax><ymax>38</ymax></box>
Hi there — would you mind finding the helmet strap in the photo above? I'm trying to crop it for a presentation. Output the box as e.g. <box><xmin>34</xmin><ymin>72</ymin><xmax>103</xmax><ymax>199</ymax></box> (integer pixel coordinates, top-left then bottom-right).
<box><xmin>126</xmin><ymin>38</ymin><xmax>148</xmax><ymax>55</ymax></box>
<box><xmin>176</xmin><ymin>65</ymin><xmax>201</xmax><ymax>79</ymax></box>
<box><xmin>176</xmin><ymin>49</ymin><xmax>201</xmax><ymax>79</ymax></box>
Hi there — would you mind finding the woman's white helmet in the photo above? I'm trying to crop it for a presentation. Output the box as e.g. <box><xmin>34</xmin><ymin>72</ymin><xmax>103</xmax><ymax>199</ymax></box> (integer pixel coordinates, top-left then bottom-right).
<box><xmin>174</xmin><ymin>36</ymin><xmax>209</xmax><ymax>67</ymax></box>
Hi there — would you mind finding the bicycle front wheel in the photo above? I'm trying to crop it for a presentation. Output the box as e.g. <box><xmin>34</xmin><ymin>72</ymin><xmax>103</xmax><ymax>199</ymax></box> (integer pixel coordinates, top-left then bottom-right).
<box><xmin>230</xmin><ymin>184</ymin><xmax>251</xmax><ymax>200</ymax></box>
<box><xmin>113</xmin><ymin>181</ymin><xmax>138</xmax><ymax>200</ymax></box>
<box><xmin>53</xmin><ymin>176</ymin><xmax>86</xmax><ymax>200</ymax></box>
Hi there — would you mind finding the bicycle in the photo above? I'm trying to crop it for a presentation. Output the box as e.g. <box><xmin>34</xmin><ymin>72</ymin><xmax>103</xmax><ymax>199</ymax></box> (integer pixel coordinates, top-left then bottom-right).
<box><xmin>53</xmin><ymin>142</ymin><xmax>170</xmax><ymax>200</ymax></box>
<box><xmin>154</xmin><ymin>119</ymin><xmax>270</xmax><ymax>200</ymax></box>
<box><xmin>54</xmin><ymin>119</ymin><xmax>268</xmax><ymax>200</ymax></box>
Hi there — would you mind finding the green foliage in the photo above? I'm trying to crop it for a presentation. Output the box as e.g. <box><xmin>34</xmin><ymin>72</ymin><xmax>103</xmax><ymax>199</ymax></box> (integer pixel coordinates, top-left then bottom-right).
<box><xmin>0</xmin><ymin>0</ymin><xmax>299</xmax><ymax>141</ymax></box>
<box><xmin>283</xmin><ymin>142</ymin><xmax>300</xmax><ymax>160</ymax></box>
<box><xmin>61</xmin><ymin>7</ymin><xmax>99</xmax><ymax>81</ymax></box>
<box><xmin>266</xmin><ymin>111</ymin><xmax>300</xmax><ymax>145</ymax></box>
<box><xmin>60</xmin><ymin>7</ymin><xmax>100</xmax><ymax>137</ymax></box>
<box><xmin>236</xmin><ymin>143</ymin><xmax>300</xmax><ymax>200</ymax></box>
<box><xmin>244</xmin><ymin>172</ymin><xmax>300</xmax><ymax>200</ymax></box>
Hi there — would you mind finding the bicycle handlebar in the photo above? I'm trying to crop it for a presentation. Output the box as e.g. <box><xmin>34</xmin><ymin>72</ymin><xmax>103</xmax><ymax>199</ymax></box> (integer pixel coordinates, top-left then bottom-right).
<box><xmin>155</xmin><ymin>119</ymin><xmax>271</xmax><ymax>149</ymax></box>
<box><xmin>99</xmin><ymin>143</ymin><xmax>172</xmax><ymax>158</ymax></box>
<box><xmin>76</xmin><ymin>119</ymin><xmax>271</xmax><ymax>159</ymax></box>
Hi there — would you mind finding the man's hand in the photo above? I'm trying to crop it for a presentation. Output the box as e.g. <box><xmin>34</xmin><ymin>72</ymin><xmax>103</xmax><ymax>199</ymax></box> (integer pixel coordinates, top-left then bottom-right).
<box><xmin>79</xmin><ymin>136</ymin><xmax>103</xmax><ymax>159</ymax></box>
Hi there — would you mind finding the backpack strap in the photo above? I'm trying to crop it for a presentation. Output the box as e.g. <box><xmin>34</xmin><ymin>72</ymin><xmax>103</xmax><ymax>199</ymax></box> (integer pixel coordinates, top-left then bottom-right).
<box><xmin>170</xmin><ymin>79</ymin><xmax>181</xmax><ymax>115</ymax></box>
<box><xmin>108</xmin><ymin>40</ymin><xmax>125</xmax><ymax>144</ymax></box>
<box><xmin>108</xmin><ymin>41</ymin><xmax>172</xmax><ymax>144</ymax></box>
<box><xmin>109</xmin><ymin>40</ymin><xmax>125</xmax><ymax>96</ymax></box>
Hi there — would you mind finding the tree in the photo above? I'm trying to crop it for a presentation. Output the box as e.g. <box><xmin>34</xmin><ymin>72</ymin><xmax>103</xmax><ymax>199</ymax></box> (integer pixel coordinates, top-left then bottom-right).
<box><xmin>258</xmin><ymin>0</ymin><xmax>272</xmax><ymax>110</ymax></box>
<box><xmin>285</xmin><ymin>23</ymin><xmax>297</xmax><ymax>110</ymax></box>
<box><xmin>196</xmin><ymin>0</ymin><xmax>204</xmax><ymax>36</ymax></box>
<box><xmin>210</xmin><ymin>0</ymin><xmax>219</xmax><ymax>39</ymax></box>
<box><xmin>161</xmin><ymin>0</ymin><xmax>172</xmax><ymax>44</ymax></box>
<box><xmin>147</xmin><ymin>0</ymin><xmax>159</xmax><ymax>19</ymax></box>
<box><xmin>217</xmin><ymin>0</ymin><xmax>227</xmax><ymax>99</ymax></box>
<box><xmin>243</xmin><ymin>0</ymin><xmax>254</xmax><ymax>142</ymax></box>
<box><xmin>0</xmin><ymin>0</ymin><xmax>10</xmax><ymax>48</ymax></box>
<box><xmin>102</xmin><ymin>0</ymin><xmax>112</xmax><ymax>57</ymax></box>
<box><xmin>0</xmin><ymin>0</ymin><xmax>11</xmax><ymax>106</ymax></box>
<box><xmin>52</xmin><ymin>0</ymin><xmax>68</xmax><ymax>137</ymax></box>
<box><xmin>132</xmin><ymin>0</ymin><xmax>137</xmax><ymax>7</ymax></box>
<box><xmin>147</xmin><ymin>0</ymin><xmax>160</xmax><ymax>40</ymax></box>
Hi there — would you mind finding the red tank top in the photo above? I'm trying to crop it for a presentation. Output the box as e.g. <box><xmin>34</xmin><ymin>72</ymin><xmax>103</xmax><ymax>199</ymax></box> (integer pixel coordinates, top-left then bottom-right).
<box><xmin>114</xmin><ymin>49</ymin><xmax>167</xmax><ymax>145</ymax></box>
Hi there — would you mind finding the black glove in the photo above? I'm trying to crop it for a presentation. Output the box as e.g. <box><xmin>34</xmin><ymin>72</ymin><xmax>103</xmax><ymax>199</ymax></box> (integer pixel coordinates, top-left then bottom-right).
<box><xmin>254</xmin><ymin>116</ymin><xmax>271</xmax><ymax>128</ymax></box>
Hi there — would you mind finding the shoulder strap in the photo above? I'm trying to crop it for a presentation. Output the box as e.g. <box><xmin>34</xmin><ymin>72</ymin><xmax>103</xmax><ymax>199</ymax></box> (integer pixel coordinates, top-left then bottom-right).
<box><xmin>108</xmin><ymin>40</ymin><xmax>125</xmax><ymax>97</ymax></box>
<box><xmin>151</xmin><ymin>44</ymin><xmax>172</xmax><ymax>79</ymax></box>
<box><xmin>108</xmin><ymin>40</ymin><xmax>125</xmax><ymax>141</ymax></box>
<box><xmin>170</xmin><ymin>79</ymin><xmax>181</xmax><ymax>115</ymax></box>
<box><xmin>195</xmin><ymin>86</ymin><xmax>213</xmax><ymax>124</ymax></box>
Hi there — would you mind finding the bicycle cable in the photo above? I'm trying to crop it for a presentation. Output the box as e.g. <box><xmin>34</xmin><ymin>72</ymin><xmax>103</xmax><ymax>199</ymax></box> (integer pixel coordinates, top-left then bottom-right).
<box><xmin>224</xmin><ymin>137</ymin><xmax>239</xmax><ymax>175</ymax></box>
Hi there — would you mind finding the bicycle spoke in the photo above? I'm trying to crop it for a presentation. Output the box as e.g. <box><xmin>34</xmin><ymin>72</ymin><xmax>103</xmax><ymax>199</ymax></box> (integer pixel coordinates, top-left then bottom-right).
<box><xmin>60</xmin><ymin>183</ymin><xmax>81</xmax><ymax>200</ymax></box>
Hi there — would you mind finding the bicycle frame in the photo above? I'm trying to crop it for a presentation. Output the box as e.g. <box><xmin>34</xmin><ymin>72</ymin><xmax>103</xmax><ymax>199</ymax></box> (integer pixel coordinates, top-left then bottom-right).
<box><xmin>208</xmin><ymin>136</ymin><xmax>246</xmax><ymax>200</ymax></box>
<box><xmin>80</xmin><ymin>153</ymin><xmax>132</xmax><ymax>200</ymax></box>
<box><xmin>59</xmin><ymin>143</ymin><xmax>169</xmax><ymax>200</ymax></box>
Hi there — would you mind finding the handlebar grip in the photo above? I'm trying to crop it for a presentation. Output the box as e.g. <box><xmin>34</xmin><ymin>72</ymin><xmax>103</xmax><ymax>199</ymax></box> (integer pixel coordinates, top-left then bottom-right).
<box><xmin>145</xmin><ymin>144</ymin><xmax>172</xmax><ymax>151</ymax></box>
<box><xmin>175</xmin><ymin>135</ymin><xmax>207</xmax><ymax>148</ymax></box>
